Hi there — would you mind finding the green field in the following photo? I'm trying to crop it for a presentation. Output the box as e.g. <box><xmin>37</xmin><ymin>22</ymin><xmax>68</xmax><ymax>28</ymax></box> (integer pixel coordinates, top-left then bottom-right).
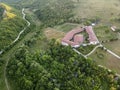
<box><xmin>103</xmin><ymin>40</ymin><xmax>120</xmax><ymax>56</ymax></box>
<box><xmin>74</xmin><ymin>0</ymin><xmax>120</xmax><ymax>24</ymax></box>
<box><xmin>89</xmin><ymin>48</ymin><xmax>120</xmax><ymax>74</ymax></box>
<box><xmin>54</xmin><ymin>23</ymin><xmax>79</xmax><ymax>32</ymax></box>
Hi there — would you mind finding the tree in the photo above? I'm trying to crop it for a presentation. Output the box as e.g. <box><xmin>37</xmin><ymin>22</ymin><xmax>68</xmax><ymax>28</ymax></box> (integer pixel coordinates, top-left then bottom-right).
<box><xmin>7</xmin><ymin>40</ymin><xmax>119</xmax><ymax>90</ymax></box>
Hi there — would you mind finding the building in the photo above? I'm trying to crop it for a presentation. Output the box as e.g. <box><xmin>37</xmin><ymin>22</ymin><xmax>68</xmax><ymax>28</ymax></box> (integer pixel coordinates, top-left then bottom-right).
<box><xmin>61</xmin><ymin>27</ymin><xmax>84</xmax><ymax>48</ymax></box>
<box><xmin>62</xmin><ymin>26</ymin><xmax>99</xmax><ymax>48</ymax></box>
<box><xmin>85</xmin><ymin>26</ymin><xmax>99</xmax><ymax>45</ymax></box>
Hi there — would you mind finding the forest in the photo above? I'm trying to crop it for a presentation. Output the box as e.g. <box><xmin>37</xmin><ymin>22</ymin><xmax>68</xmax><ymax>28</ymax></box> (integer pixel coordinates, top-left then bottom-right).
<box><xmin>0</xmin><ymin>4</ymin><xmax>27</xmax><ymax>51</ymax></box>
<box><xmin>0</xmin><ymin>17</ymin><xmax>27</xmax><ymax>50</ymax></box>
<box><xmin>7</xmin><ymin>40</ymin><xmax>120</xmax><ymax>90</ymax></box>
<box><xmin>34</xmin><ymin>0</ymin><xmax>74</xmax><ymax>27</ymax></box>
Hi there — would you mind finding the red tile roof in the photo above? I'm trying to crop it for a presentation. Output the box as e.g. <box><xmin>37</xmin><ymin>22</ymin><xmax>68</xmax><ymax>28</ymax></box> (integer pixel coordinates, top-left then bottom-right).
<box><xmin>62</xmin><ymin>26</ymin><xmax>99</xmax><ymax>47</ymax></box>
<box><xmin>62</xmin><ymin>27</ymin><xmax>84</xmax><ymax>47</ymax></box>
<box><xmin>85</xmin><ymin>26</ymin><xmax>99</xmax><ymax>43</ymax></box>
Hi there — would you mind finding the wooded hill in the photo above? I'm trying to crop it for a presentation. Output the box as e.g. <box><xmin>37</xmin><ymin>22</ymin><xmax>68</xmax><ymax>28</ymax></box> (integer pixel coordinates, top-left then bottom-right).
<box><xmin>7</xmin><ymin>40</ymin><xmax>120</xmax><ymax>90</ymax></box>
<box><xmin>2</xmin><ymin>0</ymin><xmax>75</xmax><ymax>27</ymax></box>
<box><xmin>0</xmin><ymin>3</ymin><xmax>27</xmax><ymax>51</ymax></box>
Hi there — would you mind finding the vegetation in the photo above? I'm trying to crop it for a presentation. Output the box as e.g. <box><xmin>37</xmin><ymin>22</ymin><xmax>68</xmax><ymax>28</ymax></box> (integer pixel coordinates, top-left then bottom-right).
<box><xmin>6</xmin><ymin>40</ymin><xmax>120</xmax><ymax>90</ymax></box>
<box><xmin>77</xmin><ymin>45</ymin><xmax>95</xmax><ymax>55</ymax></box>
<box><xmin>0</xmin><ymin>3</ymin><xmax>27</xmax><ymax>51</ymax></box>
<box><xmin>0</xmin><ymin>17</ymin><xmax>27</xmax><ymax>50</ymax></box>
<box><xmin>0</xmin><ymin>6</ymin><xmax>4</xmax><ymax>20</ymax></box>
<box><xmin>89</xmin><ymin>48</ymin><xmax>120</xmax><ymax>74</ymax></box>
<box><xmin>0</xmin><ymin>1</ymin><xmax>120</xmax><ymax>90</ymax></box>
<box><xmin>94</xmin><ymin>25</ymin><xmax>118</xmax><ymax>42</ymax></box>
<box><xmin>2</xmin><ymin>0</ymin><xmax>75</xmax><ymax>27</ymax></box>
<box><xmin>34</xmin><ymin>0</ymin><xmax>74</xmax><ymax>27</ymax></box>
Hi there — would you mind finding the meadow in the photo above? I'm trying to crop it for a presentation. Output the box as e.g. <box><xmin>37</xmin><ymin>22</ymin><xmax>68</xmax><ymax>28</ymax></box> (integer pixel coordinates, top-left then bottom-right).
<box><xmin>89</xmin><ymin>48</ymin><xmax>120</xmax><ymax>74</ymax></box>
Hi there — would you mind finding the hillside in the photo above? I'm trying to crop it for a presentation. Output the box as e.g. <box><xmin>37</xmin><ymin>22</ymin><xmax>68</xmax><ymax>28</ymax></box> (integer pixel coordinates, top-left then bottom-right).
<box><xmin>3</xmin><ymin>0</ymin><xmax>120</xmax><ymax>27</ymax></box>
<box><xmin>6</xmin><ymin>40</ymin><xmax>120</xmax><ymax>90</ymax></box>
<box><xmin>0</xmin><ymin>0</ymin><xmax>120</xmax><ymax>90</ymax></box>
<box><xmin>0</xmin><ymin>3</ymin><xmax>27</xmax><ymax>51</ymax></box>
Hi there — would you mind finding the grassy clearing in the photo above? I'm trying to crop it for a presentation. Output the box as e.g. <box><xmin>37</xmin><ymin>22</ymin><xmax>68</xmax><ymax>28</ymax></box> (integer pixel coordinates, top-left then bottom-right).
<box><xmin>103</xmin><ymin>40</ymin><xmax>120</xmax><ymax>56</ymax></box>
<box><xmin>89</xmin><ymin>48</ymin><xmax>120</xmax><ymax>74</ymax></box>
<box><xmin>44</xmin><ymin>28</ymin><xmax>65</xmax><ymax>41</ymax></box>
<box><xmin>54</xmin><ymin>23</ymin><xmax>79</xmax><ymax>32</ymax></box>
<box><xmin>74</xmin><ymin>0</ymin><xmax>120</xmax><ymax>24</ymax></box>
<box><xmin>77</xmin><ymin>45</ymin><xmax>96</xmax><ymax>55</ymax></box>
<box><xmin>94</xmin><ymin>25</ymin><xmax>118</xmax><ymax>42</ymax></box>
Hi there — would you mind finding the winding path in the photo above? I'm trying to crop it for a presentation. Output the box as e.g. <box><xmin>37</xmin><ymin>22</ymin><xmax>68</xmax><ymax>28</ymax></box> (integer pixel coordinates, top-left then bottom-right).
<box><xmin>4</xmin><ymin>8</ymin><xmax>31</xmax><ymax>90</ymax></box>
<box><xmin>85</xmin><ymin>44</ymin><xmax>102</xmax><ymax>57</ymax></box>
<box><xmin>73</xmin><ymin>44</ymin><xmax>103</xmax><ymax>58</ymax></box>
<box><xmin>12</xmin><ymin>8</ymin><xmax>30</xmax><ymax>43</ymax></box>
<box><xmin>0</xmin><ymin>8</ymin><xmax>30</xmax><ymax>55</ymax></box>
<box><xmin>73</xmin><ymin>48</ymin><xmax>87</xmax><ymax>58</ymax></box>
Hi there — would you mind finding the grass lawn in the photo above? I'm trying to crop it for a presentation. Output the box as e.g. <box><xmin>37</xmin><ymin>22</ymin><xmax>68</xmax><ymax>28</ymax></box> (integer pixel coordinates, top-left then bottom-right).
<box><xmin>93</xmin><ymin>25</ymin><xmax>118</xmax><ymax>42</ymax></box>
<box><xmin>89</xmin><ymin>48</ymin><xmax>120</xmax><ymax>74</ymax></box>
<box><xmin>74</xmin><ymin>0</ymin><xmax>120</xmax><ymax>24</ymax></box>
<box><xmin>77</xmin><ymin>45</ymin><xmax>96</xmax><ymax>55</ymax></box>
<box><xmin>103</xmin><ymin>40</ymin><xmax>120</xmax><ymax>56</ymax></box>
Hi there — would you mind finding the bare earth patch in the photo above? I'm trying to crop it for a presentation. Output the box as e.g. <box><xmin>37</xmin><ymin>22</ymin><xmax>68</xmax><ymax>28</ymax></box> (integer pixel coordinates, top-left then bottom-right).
<box><xmin>44</xmin><ymin>28</ymin><xmax>65</xmax><ymax>41</ymax></box>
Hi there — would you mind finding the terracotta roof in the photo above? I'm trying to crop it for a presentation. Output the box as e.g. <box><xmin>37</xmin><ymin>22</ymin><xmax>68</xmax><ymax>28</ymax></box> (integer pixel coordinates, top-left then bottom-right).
<box><xmin>85</xmin><ymin>26</ymin><xmax>99</xmax><ymax>43</ymax></box>
<box><xmin>62</xmin><ymin>26</ymin><xmax>99</xmax><ymax>47</ymax></box>
<box><xmin>62</xmin><ymin>27</ymin><xmax>84</xmax><ymax>47</ymax></box>
<box><xmin>62</xmin><ymin>27</ymin><xmax>83</xmax><ymax>40</ymax></box>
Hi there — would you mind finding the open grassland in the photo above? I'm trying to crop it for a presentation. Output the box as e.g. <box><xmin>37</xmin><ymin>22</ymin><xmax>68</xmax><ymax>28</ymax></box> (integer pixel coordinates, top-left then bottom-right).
<box><xmin>54</xmin><ymin>23</ymin><xmax>80</xmax><ymax>32</ymax></box>
<box><xmin>89</xmin><ymin>48</ymin><xmax>120</xmax><ymax>74</ymax></box>
<box><xmin>103</xmin><ymin>40</ymin><xmax>120</xmax><ymax>56</ymax></box>
<box><xmin>74</xmin><ymin>0</ymin><xmax>120</xmax><ymax>24</ymax></box>
<box><xmin>94</xmin><ymin>25</ymin><xmax>118</xmax><ymax>42</ymax></box>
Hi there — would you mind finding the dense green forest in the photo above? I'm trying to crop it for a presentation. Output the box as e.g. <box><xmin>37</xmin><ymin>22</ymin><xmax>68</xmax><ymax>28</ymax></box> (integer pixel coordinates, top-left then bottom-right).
<box><xmin>0</xmin><ymin>4</ymin><xmax>27</xmax><ymax>51</ymax></box>
<box><xmin>7</xmin><ymin>40</ymin><xmax>120</xmax><ymax>90</ymax></box>
<box><xmin>0</xmin><ymin>17</ymin><xmax>27</xmax><ymax>50</ymax></box>
<box><xmin>34</xmin><ymin>0</ymin><xmax>74</xmax><ymax>27</ymax></box>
